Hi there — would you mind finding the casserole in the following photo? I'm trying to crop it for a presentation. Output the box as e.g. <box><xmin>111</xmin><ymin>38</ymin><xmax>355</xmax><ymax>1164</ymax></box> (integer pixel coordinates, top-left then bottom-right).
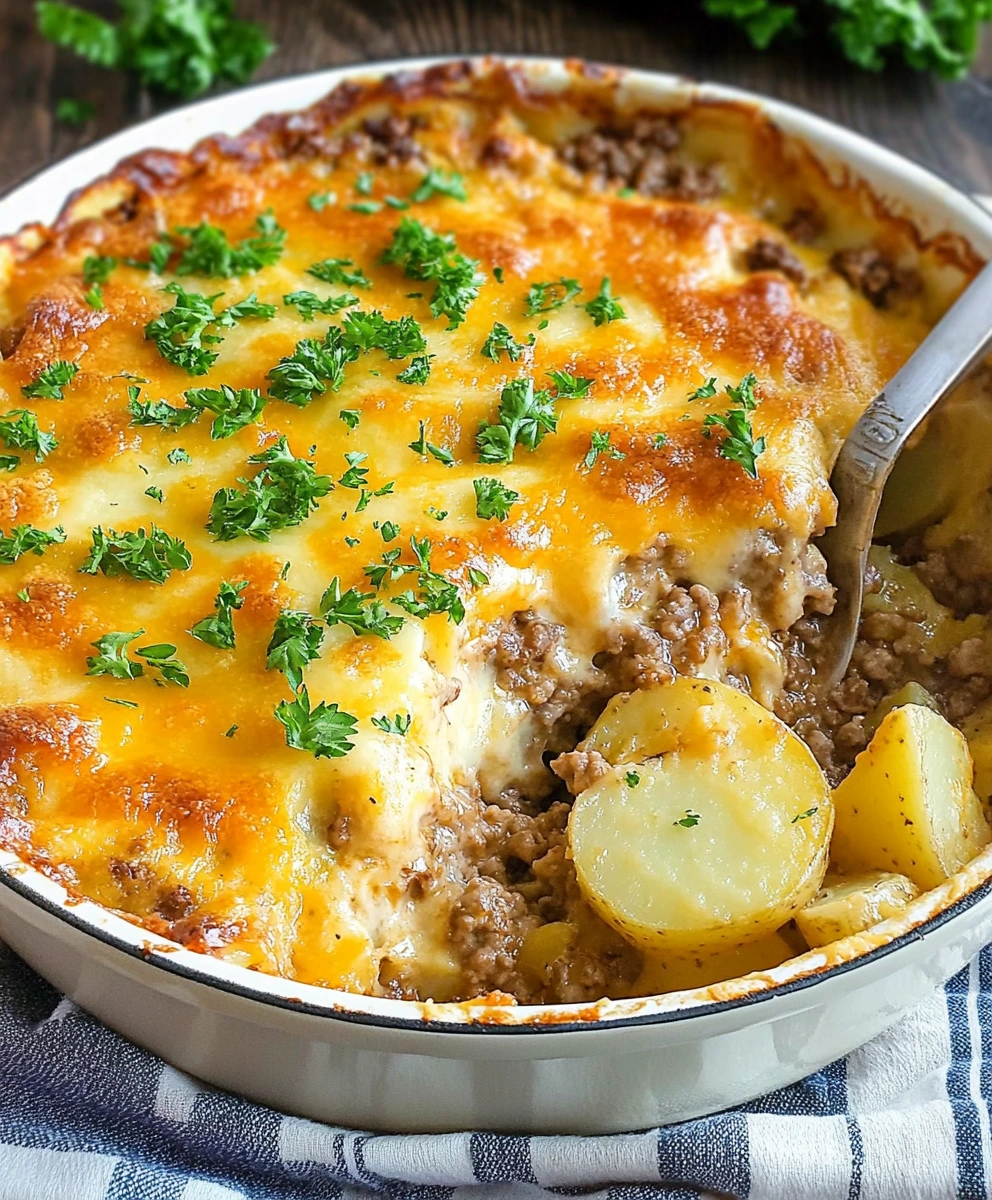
<box><xmin>1</xmin><ymin>55</ymin><xmax>992</xmax><ymax>1133</ymax></box>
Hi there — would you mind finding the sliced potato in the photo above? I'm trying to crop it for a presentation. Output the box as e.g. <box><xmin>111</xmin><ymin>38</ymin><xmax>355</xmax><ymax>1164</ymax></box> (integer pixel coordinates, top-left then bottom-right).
<box><xmin>831</xmin><ymin>704</ymin><xmax>991</xmax><ymax>890</ymax></box>
<box><xmin>630</xmin><ymin>928</ymin><xmax>801</xmax><ymax>996</ymax></box>
<box><xmin>862</xmin><ymin>682</ymin><xmax>940</xmax><ymax>741</ymax></box>
<box><xmin>517</xmin><ymin>921</ymin><xmax>577</xmax><ymax>985</ymax></box>
<box><xmin>963</xmin><ymin>698</ymin><xmax>992</xmax><ymax>804</ymax></box>
<box><xmin>795</xmin><ymin>870</ymin><xmax>919</xmax><ymax>948</ymax></box>
<box><xmin>568</xmin><ymin>678</ymin><xmax>832</xmax><ymax>956</ymax></box>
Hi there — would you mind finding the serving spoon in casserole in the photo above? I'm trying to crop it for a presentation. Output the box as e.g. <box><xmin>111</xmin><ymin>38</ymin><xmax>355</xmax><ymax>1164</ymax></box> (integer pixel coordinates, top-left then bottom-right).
<box><xmin>816</xmin><ymin>258</ymin><xmax>992</xmax><ymax>694</ymax></box>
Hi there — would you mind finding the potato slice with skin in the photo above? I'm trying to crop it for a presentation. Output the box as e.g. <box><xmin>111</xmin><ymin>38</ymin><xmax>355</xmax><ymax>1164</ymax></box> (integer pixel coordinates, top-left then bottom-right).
<box><xmin>831</xmin><ymin>704</ymin><xmax>991</xmax><ymax>891</ymax></box>
<box><xmin>795</xmin><ymin>871</ymin><xmax>920</xmax><ymax>949</ymax></box>
<box><xmin>568</xmin><ymin>678</ymin><xmax>833</xmax><ymax>956</ymax></box>
<box><xmin>962</xmin><ymin>698</ymin><xmax>992</xmax><ymax>803</ymax></box>
<box><xmin>631</xmin><ymin>928</ymin><xmax>802</xmax><ymax>996</ymax></box>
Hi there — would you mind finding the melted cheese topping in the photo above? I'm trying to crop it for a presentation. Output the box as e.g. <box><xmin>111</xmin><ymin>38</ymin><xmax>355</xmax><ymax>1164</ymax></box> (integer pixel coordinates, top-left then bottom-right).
<box><xmin>0</xmin><ymin>68</ymin><xmax>956</xmax><ymax>999</ymax></box>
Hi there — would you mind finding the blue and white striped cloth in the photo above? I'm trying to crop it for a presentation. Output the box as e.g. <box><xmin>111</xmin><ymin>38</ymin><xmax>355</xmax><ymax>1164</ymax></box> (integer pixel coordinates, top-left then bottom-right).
<box><xmin>1</xmin><ymin>936</ymin><xmax>990</xmax><ymax>1199</ymax></box>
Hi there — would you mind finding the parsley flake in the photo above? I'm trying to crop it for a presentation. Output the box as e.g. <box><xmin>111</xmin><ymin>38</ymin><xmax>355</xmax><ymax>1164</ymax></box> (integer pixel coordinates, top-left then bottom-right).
<box><xmin>409</xmin><ymin>420</ymin><xmax>453</xmax><ymax>465</ymax></box>
<box><xmin>524</xmin><ymin>277</ymin><xmax>581</xmax><ymax>316</ymax></box>
<box><xmin>283</xmin><ymin>290</ymin><xmax>359</xmax><ymax>321</ymax></box>
<box><xmin>792</xmin><ymin>806</ymin><xmax>819</xmax><ymax>823</ymax></box>
<box><xmin>307</xmin><ymin>191</ymin><xmax>336</xmax><ymax>212</ymax></box>
<box><xmin>22</xmin><ymin>360</ymin><xmax>78</xmax><ymax>400</ymax></box>
<box><xmin>702</xmin><ymin>372</ymin><xmax>766</xmax><ymax>479</ymax></box>
<box><xmin>339</xmin><ymin>409</ymin><xmax>361</xmax><ymax>431</ymax></box>
<box><xmin>266</xmin><ymin>609</ymin><xmax>324</xmax><ymax>693</ymax></box>
<box><xmin>0</xmin><ymin>410</ymin><xmax>58</xmax><ymax>461</ymax></box>
<box><xmin>410</xmin><ymin>167</ymin><xmax>467</xmax><ymax>203</ymax></box>
<box><xmin>354</xmin><ymin>171</ymin><xmax>375</xmax><ymax>196</ymax></box>
<box><xmin>474</xmin><ymin>476</ymin><xmax>521</xmax><ymax>522</ymax></box>
<box><xmin>624</xmin><ymin>770</ymin><xmax>641</xmax><ymax>787</ymax></box>
<box><xmin>275</xmin><ymin>686</ymin><xmax>357</xmax><ymax>759</ymax></box>
<box><xmin>175</xmin><ymin>211</ymin><xmax>286</xmax><ymax>278</ymax></box>
<box><xmin>371</xmin><ymin>712</ymin><xmax>412</xmax><ymax>735</ymax></box>
<box><xmin>381</xmin><ymin>217</ymin><xmax>484</xmax><ymax>329</ymax></box>
<box><xmin>546</xmin><ymin>368</ymin><xmax>593</xmax><ymax>399</ymax></box>
<box><xmin>55</xmin><ymin>96</ymin><xmax>95</xmax><ymax>125</ymax></box>
<box><xmin>652</xmin><ymin>432</ymin><xmax>668</xmax><ymax>448</ymax></box>
<box><xmin>144</xmin><ymin>486</ymin><xmax>164</xmax><ymax>503</ymax></box>
<box><xmin>476</xmin><ymin>377</ymin><xmax>559</xmax><ymax>465</ymax></box>
<box><xmin>0</xmin><ymin>524</ymin><xmax>66</xmax><ymax>565</ymax></box>
<box><xmin>396</xmin><ymin>354</ymin><xmax>434</xmax><ymax>385</ymax></box>
<box><xmin>583</xmin><ymin>430</ymin><xmax>626</xmax><ymax>470</ymax></box>
<box><xmin>167</xmin><ymin>448</ymin><xmax>191</xmax><ymax>464</ymax></box>
<box><xmin>674</xmin><ymin>809</ymin><xmax>701</xmax><ymax>828</ymax></box>
<box><xmin>307</xmin><ymin>258</ymin><xmax>372</xmax><ymax>289</ymax></box>
<box><xmin>481</xmin><ymin>322</ymin><xmax>531</xmax><ymax>363</ymax></box>
<box><xmin>207</xmin><ymin>437</ymin><xmax>332</xmax><ymax>541</ymax></box>
<box><xmin>687</xmin><ymin>377</ymin><xmax>718</xmax><ymax>401</ymax></box>
<box><xmin>135</xmin><ymin>642</ymin><xmax>189</xmax><ymax>687</ymax></box>
<box><xmin>267</xmin><ymin>326</ymin><xmax>357</xmax><ymax>406</ymax></box>
<box><xmin>86</xmin><ymin>630</ymin><xmax>143</xmax><ymax>680</ymax></box>
<box><xmin>319</xmin><ymin>577</ymin><xmax>405</xmax><ymax>639</ymax></box>
<box><xmin>184</xmin><ymin>384</ymin><xmax>266</xmax><ymax>439</ymax></box>
<box><xmin>189</xmin><ymin>579</ymin><xmax>248</xmax><ymax>649</ymax></box>
<box><xmin>80</xmin><ymin>524</ymin><xmax>191</xmax><ymax>584</ymax></box>
<box><xmin>127</xmin><ymin>386</ymin><xmax>199</xmax><ymax>431</ymax></box>
<box><xmin>583</xmin><ymin>276</ymin><xmax>626</xmax><ymax>326</ymax></box>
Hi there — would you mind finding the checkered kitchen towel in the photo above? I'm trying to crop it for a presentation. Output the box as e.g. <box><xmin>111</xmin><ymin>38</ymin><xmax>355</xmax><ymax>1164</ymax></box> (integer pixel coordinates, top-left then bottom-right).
<box><xmin>1</xmin><ymin>936</ymin><xmax>991</xmax><ymax>1200</ymax></box>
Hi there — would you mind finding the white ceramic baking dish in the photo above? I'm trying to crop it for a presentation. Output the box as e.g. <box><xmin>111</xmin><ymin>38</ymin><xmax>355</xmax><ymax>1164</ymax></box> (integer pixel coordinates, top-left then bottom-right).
<box><xmin>2</xmin><ymin>55</ymin><xmax>992</xmax><ymax>1136</ymax></box>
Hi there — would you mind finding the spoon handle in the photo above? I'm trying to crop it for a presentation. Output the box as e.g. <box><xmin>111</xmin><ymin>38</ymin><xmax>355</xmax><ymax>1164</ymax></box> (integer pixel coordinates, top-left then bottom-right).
<box><xmin>818</xmin><ymin>258</ymin><xmax>992</xmax><ymax>694</ymax></box>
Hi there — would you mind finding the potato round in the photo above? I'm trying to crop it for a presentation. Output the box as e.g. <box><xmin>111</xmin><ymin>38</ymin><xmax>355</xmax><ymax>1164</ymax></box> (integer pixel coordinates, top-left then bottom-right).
<box><xmin>795</xmin><ymin>871</ymin><xmax>919</xmax><ymax>949</ymax></box>
<box><xmin>568</xmin><ymin>678</ymin><xmax>832</xmax><ymax>955</ymax></box>
<box><xmin>831</xmin><ymin>704</ymin><xmax>991</xmax><ymax>890</ymax></box>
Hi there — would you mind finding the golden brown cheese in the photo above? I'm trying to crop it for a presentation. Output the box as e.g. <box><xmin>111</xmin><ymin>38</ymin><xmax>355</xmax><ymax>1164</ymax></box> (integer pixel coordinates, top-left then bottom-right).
<box><xmin>0</xmin><ymin>63</ymin><xmax>973</xmax><ymax>1000</ymax></box>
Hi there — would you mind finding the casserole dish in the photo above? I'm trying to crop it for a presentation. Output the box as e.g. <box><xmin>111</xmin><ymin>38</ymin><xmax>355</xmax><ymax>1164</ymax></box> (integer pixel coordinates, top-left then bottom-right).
<box><xmin>1</xmin><ymin>55</ymin><xmax>992</xmax><ymax>1134</ymax></box>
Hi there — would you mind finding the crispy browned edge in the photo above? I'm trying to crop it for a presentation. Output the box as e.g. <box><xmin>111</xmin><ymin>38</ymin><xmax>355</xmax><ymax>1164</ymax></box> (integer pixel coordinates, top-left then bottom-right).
<box><xmin>0</xmin><ymin>55</ymin><xmax>989</xmax><ymax>1024</ymax></box>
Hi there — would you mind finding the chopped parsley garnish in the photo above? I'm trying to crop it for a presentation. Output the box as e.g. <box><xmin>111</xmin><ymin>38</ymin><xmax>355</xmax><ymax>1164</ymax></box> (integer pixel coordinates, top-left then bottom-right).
<box><xmin>617</xmin><ymin>187</ymin><xmax>636</xmax><ymax>200</ymax></box>
<box><xmin>124</xmin><ymin>235</ymin><xmax>173</xmax><ymax>275</ymax></box>
<box><xmin>339</xmin><ymin>409</ymin><xmax>361</xmax><ymax>430</ymax></box>
<box><xmin>474</xmin><ymin>476</ymin><xmax>520</xmax><ymax>521</ymax></box>
<box><xmin>307</xmin><ymin>191</ymin><xmax>336</xmax><ymax>212</ymax></box>
<box><xmin>385</xmin><ymin>195</ymin><xmax>410</xmax><ymax>210</ymax></box>
<box><xmin>624</xmin><ymin>770</ymin><xmax>641</xmax><ymax>787</ymax></box>
<box><xmin>338</xmin><ymin>451</ymin><xmax>369</xmax><ymax>490</ymax></box>
<box><xmin>0</xmin><ymin>457</ymin><xmax>18</xmax><ymax>473</ymax></box>
<box><xmin>144</xmin><ymin>486</ymin><xmax>164</xmax><ymax>503</ymax></box>
<box><xmin>583</xmin><ymin>430</ymin><xmax>626</xmax><ymax>470</ymax></box>
<box><xmin>82</xmin><ymin>254</ymin><xmax>116</xmax><ymax>308</ymax></box>
<box><xmin>275</xmin><ymin>686</ymin><xmax>357</xmax><ymax>759</ymax></box>
<box><xmin>349</xmin><ymin>200</ymin><xmax>382</xmax><ymax>215</ymax></box>
<box><xmin>216</xmin><ymin>292</ymin><xmax>277</xmax><ymax>323</ymax></box>
<box><xmin>206</xmin><ymin>436</ymin><xmax>333</xmax><ymax>541</ymax></box>
<box><xmin>372</xmin><ymin>712</ymin><xmax>412</xmax><ymax>735</ymax></box>
<box><xmin>583</xmin><ymin>276</ymin><xmax>626</xmax><ymax>326</ymax></box>
<box><xmin>674</xmin><ymin>809</ymin><xmax>701</xmax><ymax>828</ymax></box>
<box><xmin>396</xmin><ymin>354</ymin><xmax>434</xmax><ymax>385</ymax></box>
<box><xmin>307</xmin><ymin>258</ymin><xmax>372</xmax><ymax>289</ymax></box>
<box><xmin>409</xmin><ymin>420</ymin><xmax>453</xmax><ymax>465</ymax></box>
<box><xmin>524</xmin><ymin>277</ymin><xmax>581</xmax><ymax>316</ymax></box>
<box><xmin>319</xmin><ymin>577</ymin><xmax>405</xmax><ymax>639</ymax></box>
<box><xmin>652</xmin><ymin>432</ymin><xmax>669</xmax><ymax>448</ymax></box>
<box><xmin>702</xmin><ymin>371</ymin><xmax>766</xmax><ymax>479</ymax></box>
<box><xmin>104</xmin><ymin>696</ymin><xmax>139</xmax><ymax>709</ymax></box>
<box><xmin>362</xmin><ymin>536</ymin><xmax>466</xmax><ymax>625</ymax></box>
<box><xmin>36</xmin><ymin>0</ymin><xmax>273</xmax><ymax>100</ymax></box>
<box><xmin>493</xmin><ymin>267</ymin><xmax>505</xmax><ymax>283</ymax></box>
<box><xmin>410</xmin><ymin>167</ymin><xmax>467</xmax><ymax>203</ymax></box>
<box><xmin>167</xmin><ymin>448</ymin><xmax>191</xmax><ymax>465</ymax></box>
<box><xmin>0</xmin><ymin>410</ymin><xmax>57</xmax><ymax>461</ymax></box>
<box><xmin>687</xmin><ymin>377</ymin><xmax>718</xmax><ymax>401</ymax></box>
<box><xmin>80</xmin><ymin>524</ymin><xmax>192</xmax><ymax>584</ymax></box>
<box><xmin>481</xmin><ymin>322</ymin><xmax>531</xmax><ymax>363</ymax></box>
<box><xmin>381</xmin><ymin>217</ymin><xmax>484</xmax><ymax>329</ymax></box>
<box><xmin>792</xmin><ymin>806</ymin><xmax>819</xmax><ymax>823</ymax></box>
<box><xmin>184</xmin><ymin>385</ymin><xmax>266</xmax><ymax>439</ymax></box>
<box><xmin>427</xmin><ymin>506</ymin><xmax>448</xmax><ymax>521</ymax></box>
<box><xmin>467</xmin><ymin>566</ymin><xmax>490</xmax><ymax>587</ymax></box>
<box><xmin>341</xmin><ymin>310</ymin><xmax>427</xmax><ymax>359</ymax></box>
<box><xmin>0</xmin><ymin>524</ymin><xmax>66</xmax><ymax>565</ymax></box>
<box><xmin>283</xmin><ymin>290</ymin><xmax>360</xmax><ymax>321</ymax></box>
<box><xmin>266</xmin><ymin>326</ymin><xmax>357</xmax><ymax>407</ymax></box>
<box><xmin>144</xmin><ymin>284</ymin><xmax>223</xmax><ymax>376</ymax></box>
<box><xmin>134</xmin><ymin>642</ymin><xmax>189</xmax><ymax>687</ymax></box>
<box><xmin>266</xmin><ymin>609</ymin><xmax>324</xmax><ymax>693</ymax></box>
<box><xmin>225</xmin><ymin>723</ymin><xmax>238</xmax><ymax>737</ymax></box>
<box><xmin>546</xmin><ymin>368</ymin><xmax>593</xmax><ymax>399</ymax></box>
<box><xmin>22</xmin><ymin>360</ymin><xmax>78</xmax><ymax>400</ymax></box>
<box><xmin>476</xmin><ymin>377</ymin><xmax>559</xmax><ymax>465</ymax></box>
<box><xmin>175</xmin><ymin>211</ymin><xmax>286</xmax><ymax>278</ymax></box>
<box><xmin>378</xmin><ymin>520</ymin><xmax>400</xmax><ymax>542</ymax></box>
<box><xmin>354</xmin><ymin>171</ymin><xmax>375</xmax><ymax>196</ymax></box>
<box><xmin>55</xmin><ymin>96</ymin><xmax>95</xmax><ymax>125</ymax></box>
<box><xmin>127</xmin><ymin>386</ymin><xmax>199</xmax><ymax>431</ymax></box>
<box><xmin>189</xmin><ymin>579</ymin><xmax>248</xmax><ymax>649</ymax></box>
<box><xmin>86</xmin><ymin>630</ymin><xmax>143</xmax><ymax>680</ymax></box>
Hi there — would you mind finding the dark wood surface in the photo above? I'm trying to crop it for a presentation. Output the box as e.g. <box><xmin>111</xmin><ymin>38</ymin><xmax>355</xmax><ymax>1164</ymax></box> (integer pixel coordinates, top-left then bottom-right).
<box><xmin>2</xmin><ymin>0</ymin><xmax>992</xmax><ymax>197</ymax></box>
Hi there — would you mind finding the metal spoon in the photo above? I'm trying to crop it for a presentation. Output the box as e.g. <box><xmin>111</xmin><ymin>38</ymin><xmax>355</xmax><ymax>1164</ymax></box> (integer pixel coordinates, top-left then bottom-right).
<box><xmin>814</xmin><ymin>258</ymin><xmax>992</xmax><ymax>695</ymax></box>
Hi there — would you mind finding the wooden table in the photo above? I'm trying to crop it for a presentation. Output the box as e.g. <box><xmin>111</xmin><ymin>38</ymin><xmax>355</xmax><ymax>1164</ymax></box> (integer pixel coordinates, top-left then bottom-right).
<box><xmin>2</xmin><ymin>0</ymin><xmax>991</xmax><ymax>196</ymax></box>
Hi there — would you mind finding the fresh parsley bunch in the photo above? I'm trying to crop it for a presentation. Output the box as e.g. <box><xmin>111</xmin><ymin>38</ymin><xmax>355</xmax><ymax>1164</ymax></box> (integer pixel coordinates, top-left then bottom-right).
<box><xmin>36</xmin><ymin>0</ymin><xmax>274</xmax><ymax>100</ymax></box>
<box><xmin>703</xmin><ymin>0</ymin><xmax>992</xmax><ymax>78</ymax></box>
